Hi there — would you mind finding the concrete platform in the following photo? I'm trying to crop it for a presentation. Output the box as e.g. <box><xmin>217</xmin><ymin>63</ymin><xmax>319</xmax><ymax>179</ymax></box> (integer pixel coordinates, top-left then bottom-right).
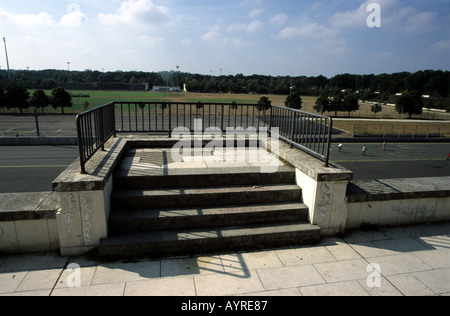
<box><xmin>0</xmin><ymin>222</ymin><xmax>449</xmax><ymax>296</ymax></box>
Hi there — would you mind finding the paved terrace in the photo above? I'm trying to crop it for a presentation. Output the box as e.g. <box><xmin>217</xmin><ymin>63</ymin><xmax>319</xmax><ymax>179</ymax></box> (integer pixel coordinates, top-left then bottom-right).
<box><xmin>1</xmin><ymin>138</ymin><xmax>449</xmax><ymax>296</ymax></box>
<box><xmin>0</xmin><ymin>222</ymin><xmax>449</xmax><ymax>296</ymax></box>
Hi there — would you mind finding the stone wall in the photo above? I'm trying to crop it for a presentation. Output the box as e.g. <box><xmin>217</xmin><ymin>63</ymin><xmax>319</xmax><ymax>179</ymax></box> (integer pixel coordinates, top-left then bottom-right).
<box><xmin>346</xmin><ymin>177</ymin><xmax>450</xmax><ymax>229</ymax></box>
<box><xmin>1</xmin><ymin>136</ymin><xmax>449</xmax><ymax>255</ymax></box>
<box><xmin>0</xmin><ymin>192</ymin><xmax>60</xmax><ymax>253</ymax></box>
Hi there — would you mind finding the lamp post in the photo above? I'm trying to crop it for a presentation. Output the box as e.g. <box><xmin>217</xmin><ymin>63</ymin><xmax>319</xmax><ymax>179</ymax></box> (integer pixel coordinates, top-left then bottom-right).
<box><xmin>3</xmin><ymin>37</ymin><xmax>11</xmax><ymax>80</ymax></box>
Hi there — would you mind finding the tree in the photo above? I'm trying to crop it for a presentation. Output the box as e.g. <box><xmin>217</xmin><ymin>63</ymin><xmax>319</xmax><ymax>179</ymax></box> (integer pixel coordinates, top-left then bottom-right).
<box><xmin>256</xmin><ymin>96</ymin><xmax>271</xmax><ymax>112</ymax></box>
<box><xmin>395</xmin><ymin>92</ymin><xmax>423</xmax><ymax>118</ymax></box>
<box><xmin>371</xmin><ymin>103</ymin><xmax>383</xmax><ymax>117</ymax></box>
<box><xmin>314</xmin><ymin>93</ymin><xmax>330</xmax><ymax>114</ymax></box>
<box><xmin>50</xmin><ymin>87</ymin><xmax>72</xmax><ymax>114</ymax></box>
<box><xmin>342</xmin><ymin>94</ymin><xmax>359</xmax><ymax>117</ymax></box>
<box><xmin>30</xmin><ymin>89</ymin><xmax>50</xmax><ymax>113</ymax></box>
<box><xmin>5</xmin><ymin>86</ymin><xmax>30</xmax><ymax>114</ymax></box>
<box><xmin>328</xmin><ymin>91</ymin><xmax>344</xmax><ymax>117</ymax></box>
<box><xmin>285</xmin><ymin>91</ymin><xmax>303</xmax><ymax>110</ymax></box>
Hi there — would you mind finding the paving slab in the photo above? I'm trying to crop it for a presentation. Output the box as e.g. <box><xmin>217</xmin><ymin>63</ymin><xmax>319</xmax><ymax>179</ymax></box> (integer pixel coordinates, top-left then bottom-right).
<box><xmin>275</xmin><ymin>246</ymin><xmax>337</xmax><ymax>266</ymax></box>
<box><xmin>0</xmin><ymin>222</ymin><xmax>449</xmax><ymax>296</ymax></box>
<box><xmin>386</xmin><ymin>274</ymin><xmax>436</xmax><ymax>296</ymax></box>
<box><xmin>412</xmin><ymin>268</ymin><xmax>450</xmax><ymax>295</ymax></box>
<box><xmin>124</xmin><ymin>276</ymin><xmax>196</xmax><ymax>296</ymax></box>
<box><xmin>314</xmin><ymin>259</ymin><xmax>370</xmax><ymax>283</ymax></box>
<box><xmin>257</xmin><ymin>265</ymin><xmax>326</xmax><ymax>290</ymax></box>
<box><xmin>300</xmin><ymin>280</ymin><xmax>370</xmax><ymax>296</ymax></box>
<box><xmin>366</xmin><ymin>253</ymin><xmax>432</xmax><ymax>276</ymax></box>
<box><xmin>194</xmin><ymin>270</ymin><xmax>265</xmax><ymax>296</ymax></box>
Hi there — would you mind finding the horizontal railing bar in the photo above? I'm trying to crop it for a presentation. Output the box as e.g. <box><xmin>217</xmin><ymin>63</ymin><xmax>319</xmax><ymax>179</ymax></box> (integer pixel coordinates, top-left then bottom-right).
<box><xmin>76</xmin><ymin>101</ymin><xmax>333</xmax><ymax>173</ymax></box>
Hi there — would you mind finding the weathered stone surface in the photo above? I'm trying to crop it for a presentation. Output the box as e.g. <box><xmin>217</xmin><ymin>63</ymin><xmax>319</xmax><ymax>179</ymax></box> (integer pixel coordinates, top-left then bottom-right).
<box><xmin>347</xmin><ymin>177</ymin><xmax>450</xmax><ymax>202</ymax></box>
<box><xmin>264</xmin><ymin>138</ymin><xmax>353</xmax><ymax>182</ymax></box>
<box><xmin>0</xmin><ymin>192</ymin><xmax>60</xmax><ymax>221</ymax></box>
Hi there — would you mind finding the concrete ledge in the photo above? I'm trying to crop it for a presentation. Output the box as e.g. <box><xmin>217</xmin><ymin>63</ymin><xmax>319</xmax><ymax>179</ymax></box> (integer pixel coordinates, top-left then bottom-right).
<box><xmin>265</xmin><ymin>138</ymin><xmax>353</xmax><ymax>182</ymax></box>
<box><xmin>0</xmin><ymin>137</ymin><xmax>78</xmax><ymax>146</ymax></box>
<box><xmin>52</xmin><ymin>137</ymin><xmax>128</xmax><ymax>192</ymax></box>
<box><xmin>0</xmin><ymin>192</ymin><xmax>60</xmax><ymax>221</ymax></box>
<box><xmin>347</xmin><ymin>177</ymin><xmax>450</xmax><ymax>203</ymax></box>
<box><xmin>0</xmin><ymin>192</ymin><xmax>61</xmax><ymax>253</ymax></box>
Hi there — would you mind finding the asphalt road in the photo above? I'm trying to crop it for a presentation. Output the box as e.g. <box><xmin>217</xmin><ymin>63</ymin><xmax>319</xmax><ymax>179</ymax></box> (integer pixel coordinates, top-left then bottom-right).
<box><xmin>330</xmin><ymin>142</ymin><xmax>450</xmax><ymax>180</ymax></box>
<box><xmin>0</xmin><ymin>115</ymin><xmax>77</xmax><ymax>137</ymax></box>
<box><xmin>0</xmin><ymin>143</ymin><xmax>449</xmax><ymax>193</ymax></box>
<box><xmin>0</xmin><ymin>146</ymin><xmax>79</xmax><ymax>193</ymax></box>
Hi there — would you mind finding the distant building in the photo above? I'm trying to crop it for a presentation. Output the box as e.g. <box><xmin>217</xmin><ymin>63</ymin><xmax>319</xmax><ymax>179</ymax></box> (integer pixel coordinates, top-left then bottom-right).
<box><xmin>152</xmin><ymin>86</ymin><xmax>181</xmax><ymax>92</ymax></box>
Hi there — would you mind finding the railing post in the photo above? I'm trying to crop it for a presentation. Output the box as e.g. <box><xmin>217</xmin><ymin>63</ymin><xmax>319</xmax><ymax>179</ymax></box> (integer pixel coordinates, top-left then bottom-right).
<box><xmin>100</xmin><ymin>107</ymin><xmax>105</xmax><ymax>151</ymax></box>
<box><xmin>76</xmin><ymin>114</ymin><xmax>87</xmax><ymax>174</ymax></box>
<box><xmin>169</xmin><ymin>103</ymin><xmax>172</xmax><ymax>137</ymax></box>
<box><xmin>221</xmin><ymin>104</ymin><xmax>225</xmax><ymax>132</ymax></box>
<box><xmin>290</xmin><ymin>112</ymin><xmax>297</xmax><ymax>148</ymax></box>
<box><xmin>324</xmin><ymin>118</ymin><xmax>333</xmax><ymax>167</ymax></box>
<box><xmin>268</xmin><ymin>106</ymin><xmax>273</xmax><ymax>137</ymax></box>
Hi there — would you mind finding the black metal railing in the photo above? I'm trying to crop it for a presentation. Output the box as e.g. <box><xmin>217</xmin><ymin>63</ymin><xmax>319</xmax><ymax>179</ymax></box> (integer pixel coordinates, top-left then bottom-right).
<box><xmin>76</xmin><ymin>101</ymin><xmax>333</xmax><ymax>173</ymax></box>
<box><xmin>76</xmin><ymin>102</ymin><xmax>116</xmax><ymax>174</ymax></box>
<box><xmin>116</xmin><ymin>102</ymin><xmax>270</xmax><ymax>133</ymax></box>
<box><xmin>270</xmin><ymin>105</ymin><xmax>333</xmax><ymax>167</ymax></box>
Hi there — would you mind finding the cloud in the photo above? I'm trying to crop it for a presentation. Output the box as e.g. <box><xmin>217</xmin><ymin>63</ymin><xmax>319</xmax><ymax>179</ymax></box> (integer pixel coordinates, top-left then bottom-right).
<box><xmin>329</xmin><ymin>0</ymin><xmax>440</xmax><ymax>34</ymax></box>
<box><xmin>60</xmin><ymin>11</ymin><xmax>88</xmax><ymax>28</ymax></box>
<box><xmin>0</xmin><ymin>9</ymin><xmax>56</xmax><ymax>29</ymax></box>
<box><xmin>248</xmin><ymin>9</ymin><xmax>263</xmax><ymax>19</ymax></box>
<box><xmin>228</xmin><ymin>20</ymin><xmax>263</xmax><ymax>33</ymax></box>
<box><xmin>270</xmin><ymin>13</ymin><xmax>288</xmax><ymax>26</ymax></box>
<box><xmin>98</xmin><ymin>0</ymin><xmax>172</xmax><ymax>28</ymax></box>
<box><xmin>278</xmin><ymin>22</ymin><xmax>339</xmax><ymax>39</ymax></box>
<box><xmin>0</xmin><ymin>4</ymin><xmax>88</xmax><ymax>30</ymax></box>
<box><xmin>139</xmin><ymin>35</ymin><xmax>165</xmax><ymax>45</ymax></box>
<box><xmin>430</xmin><ymin>40</ymin><xmax>450</xmax><ymax>52</ymax></box>
<box><xmin>201</xmin><ymin>25</ymin><xmax>221</xmax><ymax>41</ymax></box>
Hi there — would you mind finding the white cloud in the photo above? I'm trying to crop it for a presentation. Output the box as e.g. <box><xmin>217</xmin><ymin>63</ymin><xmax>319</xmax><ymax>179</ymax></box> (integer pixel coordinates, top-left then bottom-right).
<box><xmin>0</xmin><ymin>9</ymin><xmax>56</xmax><ymax>29</ymax></box>
<box><xmin>278</xmin><ymin>22</ymin><xmax>338</xmax><ymax>39</ymax></box>
<box><xmin>139</xmin><ymin>35</ymin><xmax>165</xmax><ymax>45</ymax></box>
<box><xmin>60</xmin><ymin>11</ymin><xmax>88</xmax><ymax>28</ymax></box>
<box><xmin>98</xmin><ymin>0</ymin><xmax>172</xmax><ymax>28</ymax></box>
<box><xmin>201</xmin><ymin>25</ymin><xmax>221</xmax><ymax>41</ymax></box>
<box><xmin>222</xmin><ymin>37</ymin><xmax>247</xmax><ymax>48</ymax></box>
<box><xmin>430</xmin><ymin>40</ymin><xmax>450</xmax><ymax>52</ymax></box>
<box><xmin>228</xmin><ymin>20</ymin><xmax>263</xmax><ymax>33</ymax></box>
<box><xmin>248</xmin><ymin>9</ymin><xmax>263</xmax><ymax>19</ymax></box>
<box><xmin>270</xmin><ymin>13</ymin><xmax>288</xmax><ymax>26</ymax></box>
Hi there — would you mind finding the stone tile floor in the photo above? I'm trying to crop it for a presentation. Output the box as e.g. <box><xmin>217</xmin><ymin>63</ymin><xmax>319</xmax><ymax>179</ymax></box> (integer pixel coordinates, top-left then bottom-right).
<box><xmin>0</xmin><ymin>222</ymin><xmax>449</xmax><ymax>296</ymax></box>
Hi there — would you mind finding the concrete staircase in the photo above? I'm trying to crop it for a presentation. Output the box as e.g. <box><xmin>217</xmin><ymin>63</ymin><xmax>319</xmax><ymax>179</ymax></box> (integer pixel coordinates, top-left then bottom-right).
<box><xmin>98</xmin><ymin>158</ymin><xmax>320</xmax><ymax>260</ymax></box>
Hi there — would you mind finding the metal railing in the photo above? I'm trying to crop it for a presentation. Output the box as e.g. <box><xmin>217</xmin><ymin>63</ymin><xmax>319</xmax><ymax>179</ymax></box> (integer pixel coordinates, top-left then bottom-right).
<box><xmin>270</xmin><ymin>105</ymin><xmax>333</xmax><ymax>167</ymax></box>
<box><xmin>116</xmin><ymin>102</ymin><xmax>270</xmax><ymax>133</ymax></box>
<box><xmin>76</xmin><ymin>101</ymin><xmax>333</xmax><ymax>172</ymax></box>
<box><xmin>76</xmin><ymin>102</ymin><xmax>116</xmax><ymax>174</ymax></box>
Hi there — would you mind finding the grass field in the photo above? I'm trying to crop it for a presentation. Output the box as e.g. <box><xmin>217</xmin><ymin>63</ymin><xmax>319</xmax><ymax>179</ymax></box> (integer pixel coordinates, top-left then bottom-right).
<box><xmin>1</xmin><ymin>90</ymin><xmax>449</xmax><ymax>137</ymax></box>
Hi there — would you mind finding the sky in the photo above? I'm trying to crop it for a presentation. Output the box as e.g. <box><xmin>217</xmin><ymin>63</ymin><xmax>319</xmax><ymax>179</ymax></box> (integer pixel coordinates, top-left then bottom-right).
<box><xmin>0</xmin><ymin>0</ymin><xmax>449</xmax><ymax>77</ymax></box>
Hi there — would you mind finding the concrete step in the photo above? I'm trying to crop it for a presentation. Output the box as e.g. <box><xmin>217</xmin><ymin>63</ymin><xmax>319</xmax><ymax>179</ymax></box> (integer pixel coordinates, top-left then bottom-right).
<box><xmin>109</xmin><ymin>202</ymin><xmax>309</xmax><ymax>234</ymax></box>
<box><xmin>113</xmin><ymin>165</ymin><xmax>296</xmax><ymax>190</ymax></box>
<box><xmin>98</xmin><ymin>222</ymin><xmax>321</xmax><ymax>260</ymax></box>
<box><xmin>111</xmin><ymin>184</ymin><xmax>302</xmax><ymax>210</ymax></box>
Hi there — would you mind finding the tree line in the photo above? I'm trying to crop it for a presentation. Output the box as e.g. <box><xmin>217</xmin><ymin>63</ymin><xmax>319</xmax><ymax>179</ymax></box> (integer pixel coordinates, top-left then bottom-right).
<box><xmin>0</xmin><ymin>69</ymin><xmax>448</xmax><ymax>113</ymax></box>
<box><xmin>1</xmin><ymin>69</ymin><xmax>448</xmax><ymax>97</ymax></box>
<box><xmin>0</xmin><ymin>86</ymin><xmax>72</xmax><ymax>114</ymax></box>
